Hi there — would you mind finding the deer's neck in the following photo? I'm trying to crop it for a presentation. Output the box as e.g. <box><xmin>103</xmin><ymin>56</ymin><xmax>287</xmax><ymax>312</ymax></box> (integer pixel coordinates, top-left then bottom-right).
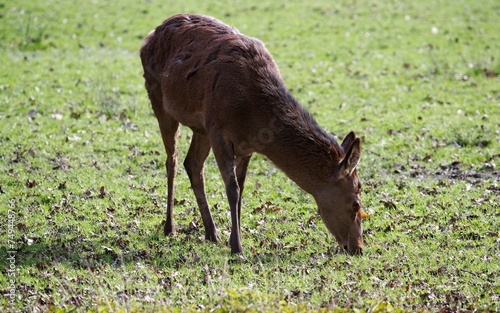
<box><xmin>260</xmin><ymin>91</ymin><xmax>343</xmax><ymax>194</ymax></box>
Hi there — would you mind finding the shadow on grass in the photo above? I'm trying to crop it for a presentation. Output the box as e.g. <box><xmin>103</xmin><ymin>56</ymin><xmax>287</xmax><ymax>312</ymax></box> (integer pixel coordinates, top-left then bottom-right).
<box><xmin>0</xmin><ymin>220</ymin><xmax>346</xmax><ymax>275</ymax></box>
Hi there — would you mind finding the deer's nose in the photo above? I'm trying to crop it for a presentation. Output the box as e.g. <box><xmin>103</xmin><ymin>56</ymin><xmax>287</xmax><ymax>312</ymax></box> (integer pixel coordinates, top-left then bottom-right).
<box><xmin>345</xmin><ymin>245</ymin><xmax>363</xmax><ymax>256</ymax></box>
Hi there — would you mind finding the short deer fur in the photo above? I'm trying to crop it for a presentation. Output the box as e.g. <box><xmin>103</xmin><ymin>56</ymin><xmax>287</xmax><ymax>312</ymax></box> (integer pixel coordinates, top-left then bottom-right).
<box><xmin>140</xmin><ymin>14</ymin><xmax>364</xmax><ymax>255</ymax></box>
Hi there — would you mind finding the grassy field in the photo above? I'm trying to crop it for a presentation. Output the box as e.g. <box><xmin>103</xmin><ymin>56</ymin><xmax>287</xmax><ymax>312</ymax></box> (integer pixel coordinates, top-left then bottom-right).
<box><xmin>1</xmin><ymin>0</ymin><xmax>499</xmax><ymax>312</ymax></box>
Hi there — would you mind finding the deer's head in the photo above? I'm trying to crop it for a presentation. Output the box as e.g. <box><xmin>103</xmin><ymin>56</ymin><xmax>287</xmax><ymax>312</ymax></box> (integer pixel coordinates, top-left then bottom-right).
<box><xmin>315</xmin><ymin>132</ymin><xmax>364</xmax><ymax>255</ymax></box>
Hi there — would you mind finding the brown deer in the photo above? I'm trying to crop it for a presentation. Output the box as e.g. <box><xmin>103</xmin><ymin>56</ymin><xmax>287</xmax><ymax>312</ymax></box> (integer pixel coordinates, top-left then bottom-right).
<box><xmin>140</xmin><ymin>14</ymin><xmax>365</xmax><ymax>255</ymax></box>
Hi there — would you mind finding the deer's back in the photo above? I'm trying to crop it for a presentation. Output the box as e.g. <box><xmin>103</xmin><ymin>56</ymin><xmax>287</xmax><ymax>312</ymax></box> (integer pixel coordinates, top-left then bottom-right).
<box><xmin>140</xmin><ymin>14</ymin><xmax>288</xmax><ymax>138</ymax></box>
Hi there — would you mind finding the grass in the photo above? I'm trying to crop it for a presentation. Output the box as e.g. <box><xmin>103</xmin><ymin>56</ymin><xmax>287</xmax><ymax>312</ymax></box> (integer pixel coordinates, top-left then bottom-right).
<box><xmin>1</xmin><ymin>0</ymin><xmax>499</xmax><ymax>312</ymax></box>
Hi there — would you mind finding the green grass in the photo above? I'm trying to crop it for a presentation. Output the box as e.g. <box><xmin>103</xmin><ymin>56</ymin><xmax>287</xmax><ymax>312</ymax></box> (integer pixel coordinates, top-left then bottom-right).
<box><xmin>1</xmin><ymin>0</ymin><xmax>499</xmax><ymax>312</ymax></box>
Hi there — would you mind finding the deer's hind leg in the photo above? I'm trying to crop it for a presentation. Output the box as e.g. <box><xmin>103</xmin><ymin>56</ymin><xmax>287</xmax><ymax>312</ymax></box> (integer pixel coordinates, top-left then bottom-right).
<box><xmin>146</xmin><ymin>82</ymin><xmax>180</xmax><ymax>236</ymax></box>
<box><xmin>184</xmin><ymin>132</ymin><xmax>218</xmax><ymax>242</ymax></box>
<box><xmin>157</xmin><ymin>113</ymin><xmax>179</xmax><ymax>236</ymax></box>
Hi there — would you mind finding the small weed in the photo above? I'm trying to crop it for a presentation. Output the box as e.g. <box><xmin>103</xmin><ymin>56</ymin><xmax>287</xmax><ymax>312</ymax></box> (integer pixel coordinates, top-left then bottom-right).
<box><xmin>18</xmin><ymin>13</ymin><xmax>50</xmax><ymax>50</ymax></box>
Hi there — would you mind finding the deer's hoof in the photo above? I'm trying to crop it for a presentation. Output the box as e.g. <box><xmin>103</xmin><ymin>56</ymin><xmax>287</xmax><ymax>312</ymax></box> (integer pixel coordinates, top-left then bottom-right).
<box><xmin>163</xmin><ymin>222</ymin><xmax>176</xmax><ymax>236</ymax></box>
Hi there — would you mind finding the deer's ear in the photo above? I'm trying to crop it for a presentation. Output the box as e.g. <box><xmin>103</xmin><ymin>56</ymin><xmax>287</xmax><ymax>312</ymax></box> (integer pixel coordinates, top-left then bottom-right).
<box><xmin>340</xmin><ymin>131</ymin><xmax>356</xmax><ymax>153</ymax></box>
<box><xmin>338</xmin><ymin>138</ymin><xmax>361</xmax><ymax>177</ymax></box>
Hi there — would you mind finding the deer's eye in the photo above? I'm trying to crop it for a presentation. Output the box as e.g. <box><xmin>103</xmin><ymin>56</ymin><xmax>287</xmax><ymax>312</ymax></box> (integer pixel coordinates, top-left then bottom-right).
<box><xmin>353</xmin><ymin>201</ymin><xmax>361</xmax><ymax>212</ymax></box>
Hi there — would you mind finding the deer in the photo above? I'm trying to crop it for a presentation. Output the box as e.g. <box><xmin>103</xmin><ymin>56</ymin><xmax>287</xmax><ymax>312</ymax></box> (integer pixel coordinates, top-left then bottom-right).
<box><xmin>140</xmin><ymin>14</ymin><xmax>365</xmax><ymax>255</ymax></box>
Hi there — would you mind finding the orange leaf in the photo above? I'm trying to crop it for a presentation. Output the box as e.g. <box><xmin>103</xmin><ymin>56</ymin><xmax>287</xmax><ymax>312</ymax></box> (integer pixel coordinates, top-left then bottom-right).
<box><xmin>360</xmin><ymin>211</ymin><xmax>370</xmax><ymax>219</ymax></box>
